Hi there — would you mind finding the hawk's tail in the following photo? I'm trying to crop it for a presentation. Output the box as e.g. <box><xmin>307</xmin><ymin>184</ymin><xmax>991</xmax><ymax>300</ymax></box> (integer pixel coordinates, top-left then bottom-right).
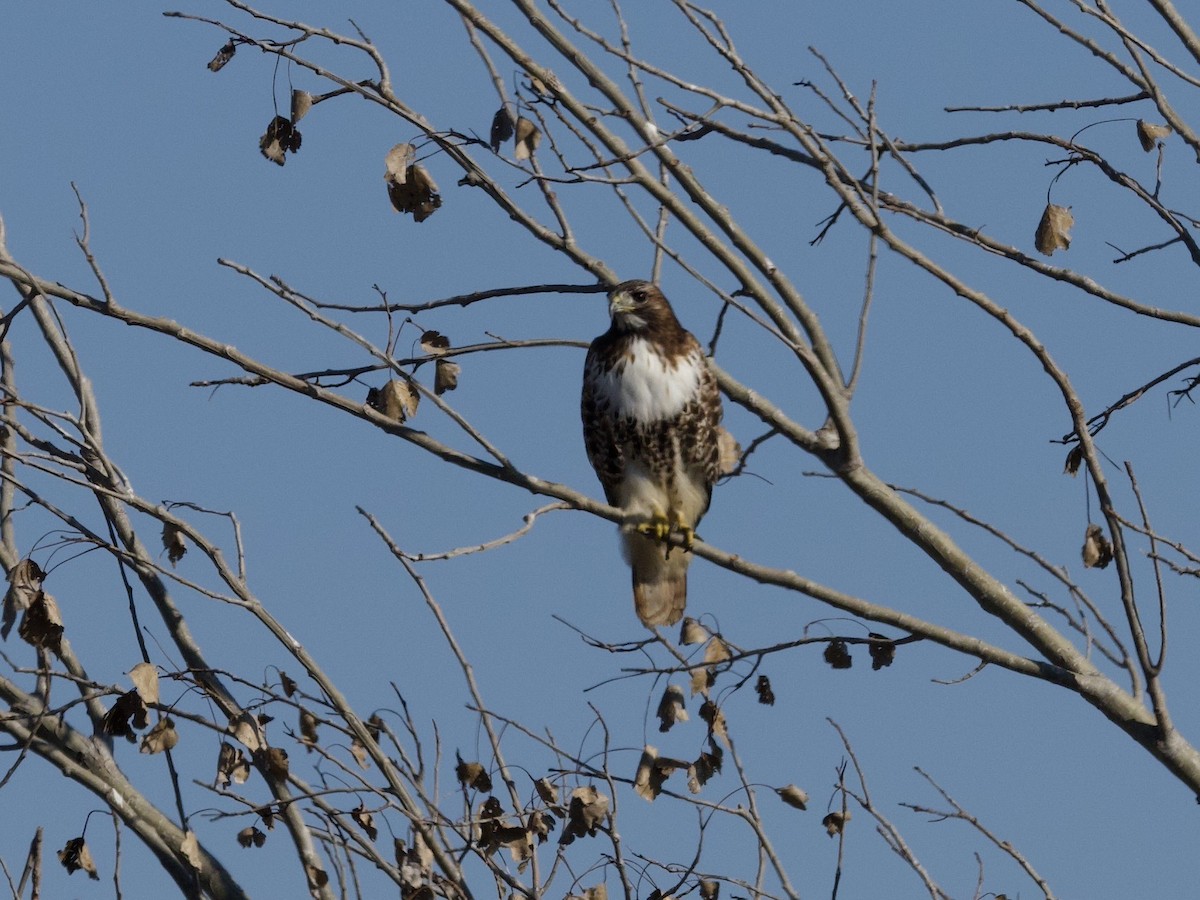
<box><xmin>626</xmin><ymin>532</ymin><xmax>689</xmax><ymax>627</ymax></box>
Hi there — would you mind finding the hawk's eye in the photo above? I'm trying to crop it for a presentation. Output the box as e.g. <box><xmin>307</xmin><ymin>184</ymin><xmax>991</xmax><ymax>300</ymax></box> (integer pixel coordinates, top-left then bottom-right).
<box><xmin>632</xmin><ymin>289</ymin><xmax>647</xmax><ymax>303</ymax></box>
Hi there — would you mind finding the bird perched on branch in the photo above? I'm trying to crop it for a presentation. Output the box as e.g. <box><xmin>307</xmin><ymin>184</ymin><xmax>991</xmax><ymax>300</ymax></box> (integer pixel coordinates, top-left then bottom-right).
<box><xmin>581</xmin><ymin>280</ymin><xmax>723</xmax><ymax>627</ymax></box>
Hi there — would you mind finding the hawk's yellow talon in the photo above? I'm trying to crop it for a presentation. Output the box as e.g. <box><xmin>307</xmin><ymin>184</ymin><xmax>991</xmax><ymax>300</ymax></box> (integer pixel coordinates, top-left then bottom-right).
<box><xmin>636</xmin><ymin>512</ymin><xmax>672</xmax><ymax>542</ymax></box>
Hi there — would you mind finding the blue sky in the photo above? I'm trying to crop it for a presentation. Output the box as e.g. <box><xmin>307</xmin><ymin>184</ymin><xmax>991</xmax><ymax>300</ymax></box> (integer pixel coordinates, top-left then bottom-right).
<box><xmin>4</xmin><ymin>1</ymin><xmax>1200</xmax><ymax>897</ymax></box>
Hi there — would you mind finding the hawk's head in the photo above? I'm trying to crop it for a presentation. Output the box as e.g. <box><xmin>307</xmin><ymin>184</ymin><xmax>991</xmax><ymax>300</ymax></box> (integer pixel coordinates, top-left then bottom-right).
<box><xmin>607</xmin><ymin>280</ymin><xmax>682</xmax><ymax>335</ymax></box>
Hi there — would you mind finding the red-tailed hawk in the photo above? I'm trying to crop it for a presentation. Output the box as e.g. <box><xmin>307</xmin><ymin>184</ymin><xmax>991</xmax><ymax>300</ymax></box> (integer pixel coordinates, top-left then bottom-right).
<box><xmin>581</xmin><ymin>280</ymin><xmax>723</xmax><ymax>627</ymax></box>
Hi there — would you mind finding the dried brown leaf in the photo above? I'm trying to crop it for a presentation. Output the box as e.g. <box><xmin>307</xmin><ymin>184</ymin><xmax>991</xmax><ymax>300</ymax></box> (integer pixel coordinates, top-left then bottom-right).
<box><xmin>1137</xmin><ymin>119</ymin><xmax>1172</xmax><ymax>151</ymax></box>
<box><xmin>259</xmin><ymin>115</ymin><xmax>302</xmax><ymax>166</ymax></box>
<box><xmin>57</xmin><ymin>837</ymin><xmax>98</xmax><ymax>880</ymax></box>
<box><xmin>490</xmin><ymin>106</ymin><xmax>515</xmax><ymax>152</ymax></box>
<box><xmin>699</xmin><ymin>699</ymin><xmax>729</xmax><ymax>747</ymax></box>
<box><xmin>823</xmin><ymin>809</ymin><xmax>851</xmax><ymax>837</ymax></box>
<box><xmin>207</xmin><ymin>40</ymin><xmax>237</xmax><ymax>72</ymax></box>
<box><xmin>514</xmin><ymin>117</ymin><xmax>541</xmax><ymax>160</ymax></box>
<box><xmin>775</xmin><ymin>783</ymin><xmax>809</xmax><ymax>810</ymax></box>
<box><xmin>3</xmin><ymin>558</ymin><xmax>44</xmax><ymax>640</ymax></box>
<box><xmin>237</xmin><ymin>826</ymin><xmax>266</xmax><ymax>848</ymax></box>
<box><xmin>560</xmin><ymin>785</ymin><xmax>608</xmax><ymax>845</ymax></box>
<box><xmin>299</xmin><ymin>708</ymin><xmax>319</xmax><ymax>752</ymax></box>
<box><xmin>535</xmin><ymin>776</ymin><xmax>563</xmax><ymax>814</ymax></box>
<box><xmin>420</xmin><ymin>330</ymin><xmax>451</xmax><ymax>355</ymax></box>
<box><xmin>18</xmin><ymin>590</ymin><xmax>63</xmax><ymax>657</ymax></box>
<box><xmin>1082</xmin><ymin>523</ymin><xmax>1113</xmax><ymax>569</ymax></box>
<box><xmin>384</xmin><ymin>144</ymin><xmax>441</xmax><ymax>221</ymax></box>
<box><xmin>217</xmin><ymin>742</ymin><xmax>251</xmax><ymax>787</ymax></box>
<box><xmin>434</xmin><ymin>359</ymin><xmax>461</xmax><ymax>395</ymax></box>
<box><xmin>679</xmin><ymin>616</ymin><xmax>708</xmax><ymax>645</ymax></box>
<box><xmin>280</xmin><ymin>671</ymin><xmax>298</xmax><ymax>697</ymax></box>
<box><xmin>528</xmin><ymin>809</ymin><xmax>556</xmax><ymax>843</ymax></box>
<box><xmin>1064</xmin><ymin>445</ymin><xmax>1083</xmax><ymax>476</ymax></box>
<box><xmin>755</xmin><ymin>674</ymin><xmax>775</xmax><ymax>705</ymax></box>
<box><xmin>1034</xmin><ymin>204</ymin><xmax>1073</xmax><ymax>256</ymax></box>
<box><xmin>129</xmin><ymin>661</ymin><xmax>159</xmax><ymax>705</ymax></box>
<box><xmin>367</xmin><ymin>378</ymin><xmax>420</xmax><ymax>422</ymax></box>
<box><xmin>352</xmin><ymin>804</ymin><xmax>378</xmax><ymax>841</ymax></box>
<box><xmin>656</xmin><ymin>683</ymin><xmax>688</xmax><ymax>732</ymax></box>
<box><xmin>699</xmin><ymin>881</ymin><xmax>720</xmax><ymax>900</ymax></box>
<box><xmin>141</xmin><ymin>717</ymin><xmax>179</xmax><ymax>754</ymax></box>
<box><xmin>633</xmin><ymin>745</ymin><xmax>661</xmax><ymax>802</ymax></box>
<box><xmin>687</xmin><ymin>743</ymin><xmax>723</xmax><ymax>793</ymax></box>
<box><xmin>103</xmin><ymin>690</ymin><xmax>148</xmax><ymax>740</ymax></box>
<box><xmin>690</xmin><ymin>663</ymin><xmax>714</xmax><ymax>696</ymax></box>
<box><xmin>455</xmin><ymin>757</ymin><xmax>493</xmax><ymax>792</ymax></box>
<box><xmin>291</xmin><ymin>89</ymin><xmax>313</xmax><ymax>124</ymax></box>
<box><xmin>162</xmin><ymin>522</ymin><xmax>187</xmax><ymax>566</ymax></box>
<box><xmin>868</xmin><ymin>632</ymin><xmax>896</xmax><ymax>669</ymax></box>
<box><xmin>824</xmin><ymin>638</ymin><xmax>852</xmax><ymax>669</ymax></box>
<box><xmin>350</xmin><ymin>736</ymin><xmax>369</xmax><ymax>769</ymax></box>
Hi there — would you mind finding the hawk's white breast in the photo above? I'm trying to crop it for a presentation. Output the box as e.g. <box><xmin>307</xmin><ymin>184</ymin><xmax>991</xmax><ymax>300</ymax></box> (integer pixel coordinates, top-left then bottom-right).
<box><xmin>590</xmin><ymin>337</ymin><xmax>702</xmax><ymax>422</ymax></box>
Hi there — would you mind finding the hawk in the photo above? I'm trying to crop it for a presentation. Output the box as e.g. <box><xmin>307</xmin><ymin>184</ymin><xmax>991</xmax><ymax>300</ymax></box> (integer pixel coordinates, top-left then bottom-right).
<box><xmin>581</xmin><ymin>280</ymin><xmax>723</xmax><ymax>627</ymax></box>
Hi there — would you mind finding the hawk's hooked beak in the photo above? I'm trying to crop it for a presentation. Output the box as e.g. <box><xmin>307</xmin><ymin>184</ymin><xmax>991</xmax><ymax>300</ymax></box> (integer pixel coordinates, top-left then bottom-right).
<box><xmin>608</xmin><ymin>288</ymin><xmax>636</xmax><ymax>317</ymax></box>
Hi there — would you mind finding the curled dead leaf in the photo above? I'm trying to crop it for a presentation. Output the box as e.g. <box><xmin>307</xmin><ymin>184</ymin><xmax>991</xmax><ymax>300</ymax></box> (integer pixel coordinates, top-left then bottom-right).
<box><xmin>823</xmin><ymin>809</ymin><xmax>851</xmax><ymax>837</ymax></box>
<box><xmin>237</xmin><ymin>826</ymin><xmax>266</xmax><ymax>848</ymax></box>
<box><xmin>1136</xmin><ymin>120</ymin><xmax>1171</xmax><ymax>151</ymax></box>
<box><xmin>216</xmin><ymin>742</ymin><xmax>251</xmax><ymax>787</ymax></box>
<box><xmin>755</xmin><ymin>674</ymin><xmax>776</xmax><ymax>706</ymax></box>
<box><xmin>3</xmin><ymin>558</ymin><xmax>44</xmax><ymax>640</ymax></box>
<box><xmin>350</xmin><ymin>736</ymin><xmax>369</xmax><ymax>769</ymax></box>
<box><xmin>455</xmin><ymin>756</ymin><xmax>493</xmax><ymax>792</ymax></box>
<box><xmin>514</xmin><ymin>117</ymin><xmax>541</xmax><ymax>160</ymax></box>
<box><xmin>162</xmin><ymin>522</ymin><xmax>187</xmax><ymax>566</ymax></box>
<box><xmin>560</xmin><ymin>785</ymin><xmax>608</xmax><ymax>845</ymax></box>
<box><xmin>687</xmin><ymin>741</ymin><xmax>723</xmax><ymax>793</ymax></box>
<box><xmin>141</xmin><ymin>717</ymin><xmax>179</xmax><ymax>755</ymax></box>
<box><xmin>679</xmin><ymin>616</ymin><xmax>708</xmax><ymax>645</ymax></box>
<box><xmin>352</xmin><ymin>804</ymin><xmax>378</xmax><ymax>841</ymax></box>
<box><xmin>776</xmin><ymin>783</ymin><xmax>809</xmax><ymax>810</ymax></box>
<box><xmin>699</xmin><ymin>880</ymin><xmax>720</xmax><ymax>900</ymax></box>
<box><xmin>291</xmin><ymin>90</ymin><xmax>313</xmax><ymax>124</ymax></box>
<box><xmin>1082</xmin><ymin>523</ymin><xmax>1113</xmax><ymax>569</ymax></box>
<box><xmin>207</xmin><ymin>40</ymin><xmax>237</xmax><ymax>72</ymax></box>
<box><xmin>656</xmin><ymin>683</ymin><xmax>688</xmax><ymax>732</ymax></box>
<box><xmin>824</xmin><ymin>638</ymin><xmax>852</xmax><ymax>670</ymax></box>
<box><xmin>1063</xmin><ymin>445</ymin><xmax>1083</xmax><ymax>476</ymax></box>
<box><xmin>384</xmin><ymin>143</ymin><xmax>441</xmax><ymax>221</ymax></box>
<box><xmin>699</xmin><ymin>699</ymin><xmax>729</xmax><ymax>747</ymax></box>
<box><xmin>103</xmin><ymin>690</ymin><xmax>149</xmax><ymax>740</ymax></box>
<box><xmin>299</xmin><ymin>708</ymin><xmax>319</xmax><ymax>752</ymax></box>
<box><xmin>129</xmin><ymin>661</ymin><xmax>159</xmax><ymax>705</ymax></box>
<box><xmin>535</xmin><ymin>776</ymin><xmax>564</xmax><ymax>815</ymax></box>
<box><xmin>434</xmin><ymin>359</ymin><xmax>461</xmax><ymax>395</ymax></box>
<box><xmin>367</xmin><ymin>379</ymin><xmax>420</xmax><ymax>423</ymax></box>
<box><xmin>1034</xmin><ymin>203</ymin><xmax>1074</xmax><ymax>256</ymax></box>
<box><xmin>58</xmin><ymin>837</ymin><xmax>98</xmax><ymax>880</ymax></box>
<box><xmin>529</xmin><ymin>809</ymin><xmax>556</xmax><ymax>843</ymax></box>
<box><xmin>633</xmin><ymin>745</ymin><xmax>661</xmax><ymax>802</ymax></box>
<box><xmin>18</xmin><ymin>590</ymin><xmax>63</xmax><ymax>657</ymax></box>
<box><xmin>490</xmin><ymin>106</ymin><xmax>515</xmax><ymax>152</ymax></box>
<box><xmin>280</xmin><ymin>671</ymin><xmax>298</xmax><ymax>697</ymax></box>
<box><xmin>868</xmin><ymin>633</ymin><xmax>896</xmax><ymax>670</ymax></box>
<box><xmin>259</xmin><ymin>115</ymin><xmax>302</xmax><ymax>166</ymax></box>
<box><xmin>420</xmin><ymin>330</ymin><xmax>451</xmax><ymax>355</ymax></box>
